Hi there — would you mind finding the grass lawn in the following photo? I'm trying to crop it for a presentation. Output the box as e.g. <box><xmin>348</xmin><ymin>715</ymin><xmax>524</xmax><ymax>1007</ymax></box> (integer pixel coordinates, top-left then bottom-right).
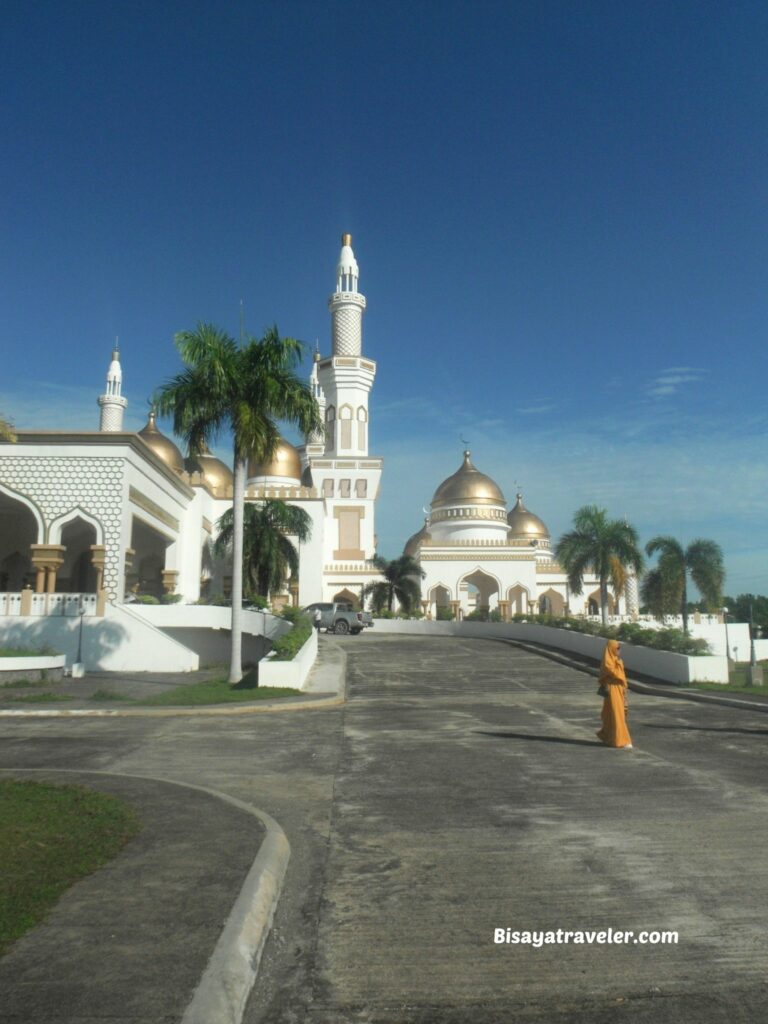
<box><xmin>5</xmin><ymin>692</ymin><xmax>72</xmax><ymax>704</ymax></box>
<box><xmin>0</xmin><ymin>648</ymin><xmax>55</xmax><ymax>657</ymax></box>
<box><xmin>139</xmin><ymin>676</ymin><xmax>301</xmax><ymax>706</ymax></box>
<box><xmin>0</xmin><ymin>780</ymin><xmax>141</xmax><ymax>955</ymax></box>
<box><xmin>683</xmin><ymin>661</ymin><xmax>768</xmax><ymax>696</ymax></box>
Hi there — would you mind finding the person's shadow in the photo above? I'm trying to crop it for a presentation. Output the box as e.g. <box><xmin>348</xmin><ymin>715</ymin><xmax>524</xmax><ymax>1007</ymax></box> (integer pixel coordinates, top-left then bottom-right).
<box><xmin>475</xmin><ymin>730</ymin><xmax>602</xmax><ymax>747</ymax></box>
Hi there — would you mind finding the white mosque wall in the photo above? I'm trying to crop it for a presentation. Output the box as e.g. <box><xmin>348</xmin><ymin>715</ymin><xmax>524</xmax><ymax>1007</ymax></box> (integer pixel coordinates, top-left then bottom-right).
<box><xmin>367</xmin><ymin>619</ymin><xmax>729</xmax><ymax>684</ymax></box>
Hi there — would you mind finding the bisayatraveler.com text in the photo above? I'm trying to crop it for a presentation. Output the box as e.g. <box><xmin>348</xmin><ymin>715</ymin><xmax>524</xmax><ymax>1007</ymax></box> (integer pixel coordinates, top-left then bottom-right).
<box><xmin>494</xmin><ymin>928</ymin><xmax>678</xmax><ymax>947</ymax></box>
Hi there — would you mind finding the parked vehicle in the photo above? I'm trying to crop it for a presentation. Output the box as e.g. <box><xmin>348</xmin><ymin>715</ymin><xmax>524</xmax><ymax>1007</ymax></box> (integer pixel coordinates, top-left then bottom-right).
<box><xmin>303</xmin><ymin>602</ymin><xmax>364</xmax><ymax>635</ymax></box>
<box><xmin>339</xmin><ymin>602</ymin><xmax>374</xmax><ymax>628</ymax></box>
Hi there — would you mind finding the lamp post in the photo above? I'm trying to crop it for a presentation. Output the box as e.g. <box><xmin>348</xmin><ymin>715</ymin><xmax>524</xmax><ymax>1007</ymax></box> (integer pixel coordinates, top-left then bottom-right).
<box><xmin>748</xmin><ymin>602</ymin><xmax>763</xmax><ymax>687</ymax></box>
<box><xmin>722</xmin><ymin>607</ymin><xmax>732</xmax><ymax>679</ymax></box>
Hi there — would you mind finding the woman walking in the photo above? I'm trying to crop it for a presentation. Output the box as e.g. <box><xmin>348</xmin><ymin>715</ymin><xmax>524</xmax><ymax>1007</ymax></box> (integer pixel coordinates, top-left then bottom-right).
<box><xmin>597</xmin><ymin>639</ymin><xmax>633</xmax><ymax>749</ymax></box>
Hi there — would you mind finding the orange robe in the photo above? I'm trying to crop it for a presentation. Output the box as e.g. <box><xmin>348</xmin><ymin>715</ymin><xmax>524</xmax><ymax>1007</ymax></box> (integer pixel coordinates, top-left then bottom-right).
<box><xmin>596</xmin><ymin>640</ymin><xmax>632</xmax><ymax>748</ymax></box>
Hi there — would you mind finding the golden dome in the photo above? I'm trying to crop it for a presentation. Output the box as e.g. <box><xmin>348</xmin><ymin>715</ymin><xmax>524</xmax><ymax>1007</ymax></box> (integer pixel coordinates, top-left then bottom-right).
<box><xmin>138</xmin><ymin>411</ymin><xmax>184</xmax><ymax>473</ymax></box>
<box><xmin>248</xmin><ymin>437</ymin><xmax>302</xmax><ymax>481</ymax></box>
<box><xmin>507</xmin><ymin>493</ymin><xmax>550</xmax><ymax>538</ymax></box>
<box><xmin>187</xmin><ymin>444</ymin><xmax>233</xmax><ymax>491</ymax></box>
<box><xmin>431</xmin><ymin>451</ymin><xmax>506</xmax><ymax>508</ymax></box>
<box><xmin>404</xmin><ymin>518</ymin><xmax>430</xmax><ymax>557</ymax></box>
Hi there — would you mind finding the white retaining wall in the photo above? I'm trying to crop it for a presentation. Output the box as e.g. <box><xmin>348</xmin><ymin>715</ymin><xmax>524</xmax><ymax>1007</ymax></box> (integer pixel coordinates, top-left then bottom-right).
<box><xmin>258</xmin><ymin>628</ymin><xmax>318</xmax><ymax>690</ymax></box>
<box><xmin>0</xmin><ymin>603</ymin><xmax>199</xmax><ymax>672</ymax></box>
<box><xmin>369</xmin><ymin>620</ymin><xmax>729</xmax><ymax>685</ymax></box>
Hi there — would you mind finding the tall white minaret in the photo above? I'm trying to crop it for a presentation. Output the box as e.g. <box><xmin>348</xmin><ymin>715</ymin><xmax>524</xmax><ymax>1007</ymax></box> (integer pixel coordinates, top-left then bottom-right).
<box><xmin>329</xmin><ymin>232</ymin><xmax>366</xmax><ymax>356</ymax></box>
<box><xmin>318</xmin><ymin>234</ymin><xmax>376</xmax><ymax>457</ymax></box>
<box><xmin>97</xmin><ymin>342</ymin><xmax>127</xmax><ymax>431</ymax></box>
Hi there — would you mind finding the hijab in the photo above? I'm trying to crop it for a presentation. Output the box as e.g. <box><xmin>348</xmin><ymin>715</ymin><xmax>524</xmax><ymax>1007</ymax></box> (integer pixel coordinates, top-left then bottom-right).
<box><xmin>599</xmin><ymin>638</ymin><xmax>627</xmax><ymax>686</ymax></box>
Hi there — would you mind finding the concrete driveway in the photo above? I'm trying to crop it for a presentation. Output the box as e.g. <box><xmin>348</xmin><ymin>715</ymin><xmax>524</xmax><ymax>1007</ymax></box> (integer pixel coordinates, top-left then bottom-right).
<box><xmin>1</xmin><ymin>634</ymin><xmax>767</xmax><ymax>1023</ymax></box>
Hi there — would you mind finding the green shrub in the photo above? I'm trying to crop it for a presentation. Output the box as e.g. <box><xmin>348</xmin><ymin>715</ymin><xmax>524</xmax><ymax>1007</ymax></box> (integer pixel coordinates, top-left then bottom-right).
<box><xmin>160</xmin><ymin>593</ymin><xmax>183</xmax><ymax>604</ymax></box>
<box><xmin>436</xmin><ymin>606</ymin><xmax>455</xmax><ymax>621</ymax></box>
<box><xmin>133</xmin><ymin>594</ymin><xmax>159</xmax><ymax>605</ymax></box>
<box><xmin>244</xmin><ymin>594</ymin><xmax>269</xmax><ymax>610</ymax></box>
<box><xmin>373</xmin><ymin>609</ymin><xmax>395</xmax><ymax>619</ymax></box>
<box><xmin>269</xmin><ymin>613</ymin><xmax>313</xmax><ymax>661</ymax></box>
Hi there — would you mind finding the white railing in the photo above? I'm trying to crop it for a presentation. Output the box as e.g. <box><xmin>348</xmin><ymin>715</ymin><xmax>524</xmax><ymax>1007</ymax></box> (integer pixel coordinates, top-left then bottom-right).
<box><xmin>0</xmin><ymin>592</ymin><xmax>99</xmax><ymax>617</ymax></box>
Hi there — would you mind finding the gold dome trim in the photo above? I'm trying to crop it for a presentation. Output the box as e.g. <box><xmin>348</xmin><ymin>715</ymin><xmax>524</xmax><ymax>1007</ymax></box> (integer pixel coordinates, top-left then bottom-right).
<box><xmin>507</xmin><ymin>493</ymin><xmax>550</xmax><ymax>538</ymax></box>
<box><xmin>431</xmin><ymin>451</ymin><xmax>506</xmax><ymax>509</ymax></box>
<box><xmin>138</xmin><ymin>411</ymin><xmax>184</xmax><ymax>474</ymax></box>
<box><xmin>248</xmin><ymin>437</ymin><xmax>302</xmax><ymax>481</ymax></box>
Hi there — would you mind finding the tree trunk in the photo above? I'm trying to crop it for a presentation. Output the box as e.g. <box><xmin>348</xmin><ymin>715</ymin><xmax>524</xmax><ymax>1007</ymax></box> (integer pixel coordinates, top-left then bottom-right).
<box><xmin>681</xmin><ymin>574</ymin><xmax>689</xmax><ymax>635</ymax></box>
<box><xmin>228</xmin><ymin>456</ymin><xmax>247</xmax><ymax>684</ymax></box>
<box><xmin>600</xmin><ymin>578</ymin><xmax>609</xmax><ymax>625</ymax></box>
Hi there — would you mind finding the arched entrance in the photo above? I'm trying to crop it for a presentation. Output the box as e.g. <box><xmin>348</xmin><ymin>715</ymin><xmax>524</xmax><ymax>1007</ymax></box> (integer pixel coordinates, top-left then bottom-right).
<box><xmin>333</xmin><ymin>587</ymin><xmax>360</xmax><ymax>609</ymax></box>
<box><xmin>538</xmin><ymin>588</ymin><xmax>565</xmax><ymax>616</ymax></box>
<box><xmin>587</xmin><ymin>588</ymin><xmax>617</xmax><ymax>617</ymax></box>
<box><xmin>0</xmin><ymin>489</ymin><xmax>40</xmax><ymax>590</ymax></box>
<box><xmin>57</xmin><ymin>518</ymin><xmax>98</xmax><ymax>592</ymax></box>
<box><xmin>460</xmin><ymin>569</ymin><xmax>500</xmax><ymax>619</ymax></box>
<box><xmin>507</xmin><ymin>584</ymin><xmax>530</xmax><ymax>616</ymax></box>
<box><xmin>130</xmin><ymin>518</ymin><xmax>173</xmax><ymax>598</ymax></box>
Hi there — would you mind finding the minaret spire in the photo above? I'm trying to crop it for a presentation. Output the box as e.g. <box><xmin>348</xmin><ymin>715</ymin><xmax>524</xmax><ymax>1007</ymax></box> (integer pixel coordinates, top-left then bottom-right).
<box><xmin>97</xmin><ymin>341</ymin><xmax>128</xmax><ymax>431</ymax></box>
<box><xmin>329</xmin><ymin>232</ymin><xmax>366</xmax><ymax>356</ymax></box>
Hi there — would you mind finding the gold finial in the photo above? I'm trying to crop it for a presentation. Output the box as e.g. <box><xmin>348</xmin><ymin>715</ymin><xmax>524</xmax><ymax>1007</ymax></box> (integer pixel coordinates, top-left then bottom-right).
<box><xmin>342</xmin><ymin>232</ymin><xmax>352</xmax><ymax>246</ymax></box>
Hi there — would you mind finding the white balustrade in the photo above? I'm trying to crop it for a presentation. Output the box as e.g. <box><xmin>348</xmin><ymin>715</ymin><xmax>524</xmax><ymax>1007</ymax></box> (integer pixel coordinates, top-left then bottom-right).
<box><xmin>0</xmin><ymin>592</ymin><xmax>98</xmax><ymax>617</ymax></box>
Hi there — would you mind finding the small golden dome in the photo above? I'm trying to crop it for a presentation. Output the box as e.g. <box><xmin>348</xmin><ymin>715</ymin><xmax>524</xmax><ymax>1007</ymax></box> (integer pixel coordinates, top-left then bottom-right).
<box><xmin>187</xmin><ymin>444</ymin><xmax>233</xmax><ymax>491</ymax></box>
<box><xmin>404</xmin><ymin>518</ymin><xmax>430</xmax><ymax>558</ymax></box>
<box><xmin>507</xmin><ymin>493</ymin><xmax>550</xmax><ymax>538</ymax></box>
<box><xmin>248</xmin><ymin>437</ymin><xmax>302</xmax><ymax>481</ymax></box>
<box><xmin>138</xmin><ymin>410</ymin><xmax>184</xmax><ymax>473</ymax></box>
<box><xmin>431</xmin><ymin>451</ymin><xmax>506</xmax><ymax>508</ymax></box>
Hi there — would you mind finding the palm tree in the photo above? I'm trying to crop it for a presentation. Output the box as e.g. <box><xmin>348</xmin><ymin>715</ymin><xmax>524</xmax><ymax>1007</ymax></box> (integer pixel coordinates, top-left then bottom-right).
<box><xmin>641</xmin><ymin>536</ymin><xmax>724</xmax><ymax>633</ymax></box>
<box><xmin>555</xmin><ymin>506</ymin><xmax>644</xmax><ymax>624</ymax></box>
<box><xmin>154</xmin><ymin>323</ymin><xmax>321</xmax><ymax>683</ymax></box>
<box><xmin>362</xmin><ymin>555</ymin><xmax>426</xmax><ymax>615</ymax></box>
<box><xmin>0</xmin><ymin>414</ymin><xmax>16</xmax><ymax>442</ymax></box>
<box><xmin>214</xmin><ymin>500</ymin><xmax>312</xmax><ymax>601</ymax></box>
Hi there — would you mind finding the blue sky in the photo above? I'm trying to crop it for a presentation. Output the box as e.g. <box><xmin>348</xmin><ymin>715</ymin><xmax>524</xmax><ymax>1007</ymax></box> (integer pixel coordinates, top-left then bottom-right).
<box><xmin>1</xmin><ymin>1</ymin><xmax>766</xmax><ymax>594</ymax></box>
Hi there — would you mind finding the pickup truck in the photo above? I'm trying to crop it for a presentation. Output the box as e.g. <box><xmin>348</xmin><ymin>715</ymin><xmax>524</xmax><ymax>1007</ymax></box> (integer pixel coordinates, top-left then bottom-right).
<box><xmin>303</xmin><ymin>602</ymin><xmax>365</xmax><ymax>635</ymax></box>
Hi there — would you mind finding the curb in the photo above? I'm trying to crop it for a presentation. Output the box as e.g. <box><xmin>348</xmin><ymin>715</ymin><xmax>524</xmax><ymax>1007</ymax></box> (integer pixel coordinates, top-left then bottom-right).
<box><xmin>498</xmin><ymin>637</ymin><xmax>768</xmax><ymax>715</ymax></box>
<box><xmin>0</xmin><ymin>768</ymin><xmax>290</xmax><ymax>1024</ymax></box>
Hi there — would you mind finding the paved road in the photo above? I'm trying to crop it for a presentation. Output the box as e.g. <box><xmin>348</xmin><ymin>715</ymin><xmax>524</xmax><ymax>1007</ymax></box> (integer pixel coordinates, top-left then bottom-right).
<box><xmin>1</xmin><ymin>635</ymin><xmax>767</xmax><ymax>1023</ymax></box>
<box><xmin>250</xmin><ymin>634</ymin><xmax>768</xmax><ymax>1024</ymax></box>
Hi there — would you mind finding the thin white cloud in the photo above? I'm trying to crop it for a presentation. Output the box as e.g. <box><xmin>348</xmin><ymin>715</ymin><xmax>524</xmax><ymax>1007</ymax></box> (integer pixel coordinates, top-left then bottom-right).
<box><xmin>517</xmin><ymin>403</ymin><xmax>556</xmax><ymax>415</ymax></box>
<box><xmin>644</xmin><ymin>366</ymin><xmax>707</xmax><ymax>399</ymax></box>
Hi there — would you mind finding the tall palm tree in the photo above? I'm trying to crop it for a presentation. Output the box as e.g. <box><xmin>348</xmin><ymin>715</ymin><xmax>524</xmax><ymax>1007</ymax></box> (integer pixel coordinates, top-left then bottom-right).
<box><xmin>362</xmin><ymin>555</ymin><xmax>426</xmax><ymax>615</ymax></box>
<box><xmin>154</xmin><ymin>323</ymin><xmax>321</xmax><ymax>683</ymax></box>
<box><xmin>0</xmin><ymin>414</ymin><xmax>16</xmax><ymax>442</ymax></box>
<box><xmin>555</xmin><ymin>506</ymin><xmax>644</xmax><ymax>624</ymax></box>
<box><xmin>215</xmin><ymin>500</ymin><xmax>312</xmax><ymax>600</ymax></box>
<box><xmin>642</xmin><ymin>536</ymin><xmax>724</xmax><ymax>633</ymax></box>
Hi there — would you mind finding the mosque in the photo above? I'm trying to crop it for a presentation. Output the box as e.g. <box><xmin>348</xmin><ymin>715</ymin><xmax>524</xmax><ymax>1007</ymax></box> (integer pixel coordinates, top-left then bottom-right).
<box><xmin>0</xmin><ymin>235</ymin><xmax>633</xmax><ymax>621</ymax></box>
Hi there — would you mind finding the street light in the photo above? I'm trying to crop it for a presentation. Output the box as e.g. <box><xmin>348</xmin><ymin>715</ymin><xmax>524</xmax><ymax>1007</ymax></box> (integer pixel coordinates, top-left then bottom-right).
<box><xmin>748</xmin><ymin>602</ymin><xmax>764</xmax><ymax>687</ymax></box>
<box><xmin>722</xmin><ymin>607</ymin><xmax>732</xmax><ymax>674</ymax></box>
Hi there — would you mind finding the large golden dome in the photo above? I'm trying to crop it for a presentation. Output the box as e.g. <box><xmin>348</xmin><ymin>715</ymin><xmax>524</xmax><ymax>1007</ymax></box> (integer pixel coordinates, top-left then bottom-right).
<box><xmin>138</xmin><ymin>411</ymin><xmax>184</xmax><ymax>473</ymax></box>
<box><xmin>431</xmin><ymin>451</ymin><xmax>506</xmax><ymax>508</ymax></box>
<box><xmin>507</xmin><ymin>493</ymin><xmax>549</xmax><ymax>539</ymax></box>
<box><xmin>248</xmin><ymin>437</ymin><xmax>302</xmax><ymax>481</ymax></box>
<box><xmin>187</xmin><ymin>444</ymin><xmax>233</xmax><ymax>491</ymax></box>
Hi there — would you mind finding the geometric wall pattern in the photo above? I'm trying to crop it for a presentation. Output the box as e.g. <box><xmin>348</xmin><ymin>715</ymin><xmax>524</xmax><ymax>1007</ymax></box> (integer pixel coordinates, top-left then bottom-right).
<box><xmin>0</xmin><ymin>456</ymin><xmax>124</xmax><ymax>596</ymax></box>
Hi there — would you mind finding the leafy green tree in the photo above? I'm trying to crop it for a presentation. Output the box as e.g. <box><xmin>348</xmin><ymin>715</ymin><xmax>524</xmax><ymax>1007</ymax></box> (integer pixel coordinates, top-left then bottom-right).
<box><xmin>554</xmin><ymin>506</ymin><xmax>644</xmax><ymax>625</ymax></box>
<box><xmin>0</xmin><ymin>414</ymin><xmax>16</xmax><ymax>442</ymax></box>
<box><xmin>362</xmin><ymin>555</ymin><xmax>426</xmax><ymax>615</ymax></box>
<box><xmin>722</xmin><ymin>594</ymin><xmax>768</xmax><ymax>631</ymax></box>
<box><xmin>215</xmin><ymin>500</ymin><xmax>312</xmax><ymax>601</ymax></box>
<box><xmin>154</xmin><ymin>323</ymin><xmax>321</xmax><ymax>684</ymax></box>
<box><xmin>642</xmin><ymin>536</ymin><xmax>724</xmax><ymax>634</ymax></box>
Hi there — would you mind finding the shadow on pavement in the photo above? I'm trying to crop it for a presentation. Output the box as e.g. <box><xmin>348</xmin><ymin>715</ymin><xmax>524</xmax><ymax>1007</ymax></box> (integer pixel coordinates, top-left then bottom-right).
<box><xmin>643</xmin><ymin>723</ymin><xmax>768</xmax><ymax>736</ymax></box>
<box><xmin>474</xmin><ymin>730</ymin><xmax>602</xmax><ymax>747</ymax></box>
